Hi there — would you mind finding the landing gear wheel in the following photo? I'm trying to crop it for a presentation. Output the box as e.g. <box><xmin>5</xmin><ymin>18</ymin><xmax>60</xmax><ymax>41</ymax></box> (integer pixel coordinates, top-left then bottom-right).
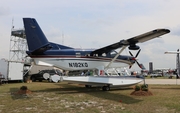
<box><xmin>102</xmin><ymin>86</ymin><xmax>110</xmax><ymax>91</ymax></box>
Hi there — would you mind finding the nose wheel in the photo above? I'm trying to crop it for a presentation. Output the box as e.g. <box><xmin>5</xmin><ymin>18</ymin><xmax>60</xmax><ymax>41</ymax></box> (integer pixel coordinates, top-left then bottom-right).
<box><xmin>102</xmin><ymin>85</ymin><xmax>110</xmax><ymax>91</ymax></box>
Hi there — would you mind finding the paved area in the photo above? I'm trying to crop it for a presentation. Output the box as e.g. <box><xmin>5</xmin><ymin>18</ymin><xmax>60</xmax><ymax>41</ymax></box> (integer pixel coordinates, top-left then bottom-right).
<box><xmin>140</xmin><ymin>79</ymin><xmax>180</xmax><ymax>85</ymax></box>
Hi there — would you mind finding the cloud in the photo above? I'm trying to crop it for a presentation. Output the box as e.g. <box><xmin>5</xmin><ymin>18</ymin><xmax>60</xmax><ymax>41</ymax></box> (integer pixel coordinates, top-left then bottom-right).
<box><xmin>170</xmin><ymin>26</ymin><xmax>180</xmax><ymax>36</ymax></box>
<box><xmin>0</xmin><ymin>7</ymin><xmax>10</xmax><ymax>17</ymax></box>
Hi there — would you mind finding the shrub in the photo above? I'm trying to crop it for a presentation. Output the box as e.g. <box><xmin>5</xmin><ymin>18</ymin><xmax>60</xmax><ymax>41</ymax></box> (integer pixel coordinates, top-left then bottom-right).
<box><xmin>134</xmin><ymin>84</ymin><xmax>149</xmax><ymax>91</ymax></box>
<box><xmin>135</xmin><ymin>85</ymin><xmax>141</xmax><ymax>91</ymax></box>
<box><xmin>141</xmin><ymin>84</ymin><xmax>148</xmax><ymax>88</ymax></box>
<box><xmin>142</xmin><ymin>87</ymin><xmax>148</xmax><ymax>91</ymax></box>
<box><xmin>141</xmin><ymin>84</ymin><xmax>148</xmax><ymax>91</ymax></box>
<box><xmin>20</xmin><ymin>86</ymin><xmax>28</xmax><ymax>90</ymax></box>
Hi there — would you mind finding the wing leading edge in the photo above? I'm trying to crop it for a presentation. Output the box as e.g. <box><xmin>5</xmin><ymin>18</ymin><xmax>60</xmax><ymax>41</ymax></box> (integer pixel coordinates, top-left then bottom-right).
<box><xmin>90</xmin><ymin>29</ymin><xmax>170</xmax><ymax>56</ymax></box>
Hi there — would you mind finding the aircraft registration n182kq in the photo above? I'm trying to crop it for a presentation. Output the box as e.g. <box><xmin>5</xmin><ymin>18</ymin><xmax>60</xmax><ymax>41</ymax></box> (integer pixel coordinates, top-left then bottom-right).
<box><xmin>23</xmin><ymin>18</ymin><xmax>170</xmax><ymax>91</ymax></box>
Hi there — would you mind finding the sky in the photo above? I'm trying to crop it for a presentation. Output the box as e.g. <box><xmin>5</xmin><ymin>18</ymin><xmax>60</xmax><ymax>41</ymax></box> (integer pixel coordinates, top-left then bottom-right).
<box><xmin>0</xmin><ymin>0</ymin><xmax>180</xmax><ymax>71</ymax></box>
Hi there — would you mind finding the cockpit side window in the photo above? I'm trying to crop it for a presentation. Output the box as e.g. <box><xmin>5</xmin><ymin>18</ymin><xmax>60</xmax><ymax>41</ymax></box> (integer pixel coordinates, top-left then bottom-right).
<box><xmin>102</xmin><ymin>53</ymin><xmax>106</xmax><ymax>57</ymax></box>
<box><xmin>110</xmin><ymin>51</ymin><xmax>117</xmax><ymax>57</ymax></box>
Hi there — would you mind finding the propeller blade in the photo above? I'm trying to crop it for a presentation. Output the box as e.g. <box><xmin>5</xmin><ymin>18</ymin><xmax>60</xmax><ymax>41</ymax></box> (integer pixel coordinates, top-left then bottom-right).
<box><xmin>129</xmin><ymin>51</ymin><xmax>133</xmax><ymax>56</ymax></box>
<box><xmin>135</xmin><ymin>60</ymin><xmax>142</xmax><ymax>69</ymax></box>
<box><xmin>135</xmin><ymin>49</ymin><xmax>141</xmax><ymax>58</ymax></box>
<box><xmin>129</xmin><ymin>65</ymin><xmax>132</xmax><ymax>69</ymax></box>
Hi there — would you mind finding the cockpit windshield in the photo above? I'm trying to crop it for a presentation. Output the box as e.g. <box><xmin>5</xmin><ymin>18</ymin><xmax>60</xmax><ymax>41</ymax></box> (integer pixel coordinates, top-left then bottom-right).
<box><xmin>110</xmin><ymin>51</ymin><xmax>118</xmax><ymax>57</ymax></box>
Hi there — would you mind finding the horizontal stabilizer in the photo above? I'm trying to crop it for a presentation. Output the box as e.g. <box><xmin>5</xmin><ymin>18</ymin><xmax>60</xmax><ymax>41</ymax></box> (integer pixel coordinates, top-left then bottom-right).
<box><xmin>49</xmin><ymin>42</ymin><xmax>73</xmax><ymax>50</ymax></box>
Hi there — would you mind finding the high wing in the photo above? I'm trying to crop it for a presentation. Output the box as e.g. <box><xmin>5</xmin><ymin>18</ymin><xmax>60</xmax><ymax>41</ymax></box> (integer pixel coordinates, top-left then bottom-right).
<box><xmin>90</xmin><ymin>29</ymin><xmax>170</xmax><ymax>56</ymax></box>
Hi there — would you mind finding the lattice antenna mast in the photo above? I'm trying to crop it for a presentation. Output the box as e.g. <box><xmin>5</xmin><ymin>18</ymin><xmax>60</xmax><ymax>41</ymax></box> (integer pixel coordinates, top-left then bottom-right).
<box><xmin>176</xmin><ymin>49</ymin><xmax>180</xmax><ymax>76</ymax></box>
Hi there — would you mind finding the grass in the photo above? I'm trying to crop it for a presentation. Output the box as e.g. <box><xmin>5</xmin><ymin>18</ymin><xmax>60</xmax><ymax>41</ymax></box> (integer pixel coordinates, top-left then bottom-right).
<box><xmin>0</xmin><ymin>81</ymin><xmax>180</xmax><ymax>113</ymax></box>
<box><xmin>145</xmin><ymin>75</ymin><xmax>176</xmax><ymax>79</ymax></box>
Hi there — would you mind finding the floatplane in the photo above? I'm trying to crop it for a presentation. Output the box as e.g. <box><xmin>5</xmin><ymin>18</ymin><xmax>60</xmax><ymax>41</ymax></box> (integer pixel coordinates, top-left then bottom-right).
<box><xmin>23</xmin><ymin>18</ymin><xmax>170</xmax><ymax>91</ymax></box>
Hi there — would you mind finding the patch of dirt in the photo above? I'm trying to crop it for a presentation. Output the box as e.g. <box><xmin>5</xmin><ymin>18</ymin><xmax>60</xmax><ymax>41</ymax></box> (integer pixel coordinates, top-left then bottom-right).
<box><xmin>17</xmin><ymin>89</ymin><xmax>32</xmax><ymax>94</ymax></box>
<box><xmin>130</xmin><ymin>90</ymin><xmax>153</xmax><ymax>96</ymax></box>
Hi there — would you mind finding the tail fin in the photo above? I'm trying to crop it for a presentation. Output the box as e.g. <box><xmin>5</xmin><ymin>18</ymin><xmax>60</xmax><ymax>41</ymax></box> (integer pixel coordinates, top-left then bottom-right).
<box><xmin>23</xmin><ymin>18</ymin><xmax>52</xmax><ymax>54</ymax></box>
<box><xmin>140</xmin><ymin>64</ymin><xmax>146</xmax><ymax>70</ymax></box>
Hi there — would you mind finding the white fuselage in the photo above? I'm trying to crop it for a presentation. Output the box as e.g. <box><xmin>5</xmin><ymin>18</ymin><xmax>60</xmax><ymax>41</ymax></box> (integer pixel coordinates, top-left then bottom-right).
<box><xmin>33</xmin><ymin>57</ymin><xmax>131</xmax><ymax>71</ymax></box>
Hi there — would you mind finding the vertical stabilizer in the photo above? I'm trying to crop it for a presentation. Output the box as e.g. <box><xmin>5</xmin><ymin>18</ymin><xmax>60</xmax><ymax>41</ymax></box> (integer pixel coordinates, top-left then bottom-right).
<box><xmin>23</xmin><ymin>18</ymin><xmax>51</xmax><ymax>54</ymax></box>
<box><xmin>140</xmin><ymin>64</ymin><xmax>146</xmax><ymax>70</ymax></box>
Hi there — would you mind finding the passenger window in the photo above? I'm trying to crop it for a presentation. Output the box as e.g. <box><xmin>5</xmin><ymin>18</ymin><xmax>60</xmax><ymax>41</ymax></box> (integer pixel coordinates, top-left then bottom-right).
<box><xmin>76</xmin><ymin>53</ymin><xmax>81</xmax><ymax>57</ymax></box>
<box><xmin>86</xmin><ymin>54</ymin><xmax>90</xmax><ymax>56</ymax></box>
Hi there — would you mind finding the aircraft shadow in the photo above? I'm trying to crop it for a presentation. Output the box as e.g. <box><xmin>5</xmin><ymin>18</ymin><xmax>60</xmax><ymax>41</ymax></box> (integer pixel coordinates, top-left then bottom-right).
<box><xmin>35</xmin><ymin>84</ymin><xmax>142</xmax><ymax>104</ymax></box>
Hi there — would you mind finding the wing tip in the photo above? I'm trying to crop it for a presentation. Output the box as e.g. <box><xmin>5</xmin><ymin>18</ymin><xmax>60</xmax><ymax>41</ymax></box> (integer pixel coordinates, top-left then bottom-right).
<box><xmin>153</xmin><ymin>29</ymin><xmax>170</xmax><ymax>33</ymax></box>
<box><xmin>165</xmin><ymin>29</ymin><xmax>170</xmax><ymax>33</ymax></box>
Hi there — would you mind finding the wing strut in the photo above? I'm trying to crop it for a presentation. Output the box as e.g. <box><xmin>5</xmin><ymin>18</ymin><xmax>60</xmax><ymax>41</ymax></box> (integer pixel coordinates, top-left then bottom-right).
<box><xmin>105</xmin><ymin>46</ymin><xmax>127</xmax><ymax>69</ymax></box>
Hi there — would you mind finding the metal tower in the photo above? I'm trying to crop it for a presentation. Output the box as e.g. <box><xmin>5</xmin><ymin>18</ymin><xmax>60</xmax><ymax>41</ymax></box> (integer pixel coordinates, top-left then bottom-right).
<box><xmin>9</xmin><ymin>28</ymin><xmax>27</xmax><ymax>62</ymax></box>
<box><xmin>176</xmin><ymin>49</ymin><xmax>180</xmax><ymax>76</ymax></box>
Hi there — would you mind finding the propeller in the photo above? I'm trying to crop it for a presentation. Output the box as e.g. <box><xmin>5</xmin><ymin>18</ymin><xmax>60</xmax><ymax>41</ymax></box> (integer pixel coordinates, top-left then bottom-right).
<box><xmin>129</xmin><ymin>49</ymin><xmax>142</xmax><ymax>69</ymax></box>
